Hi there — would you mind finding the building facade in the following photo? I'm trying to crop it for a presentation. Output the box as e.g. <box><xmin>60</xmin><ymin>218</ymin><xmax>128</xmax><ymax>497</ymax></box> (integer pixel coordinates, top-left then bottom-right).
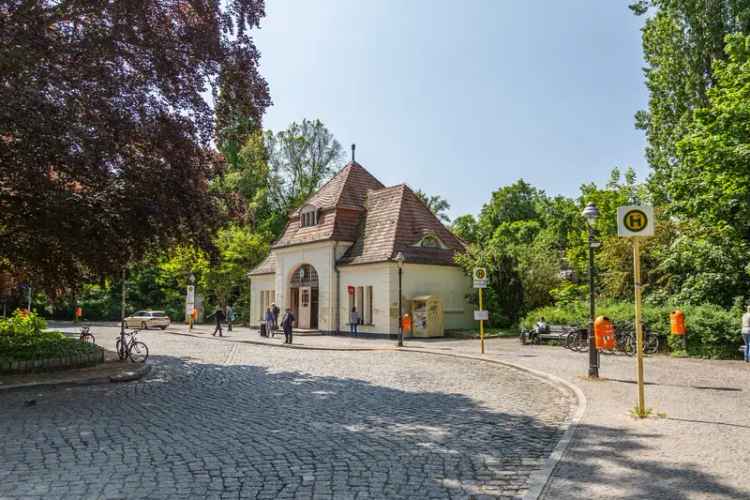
<box><xmin>249</xmin><ymin>161</ymin><xmax>473</xmax><ymax>336</ymax></box>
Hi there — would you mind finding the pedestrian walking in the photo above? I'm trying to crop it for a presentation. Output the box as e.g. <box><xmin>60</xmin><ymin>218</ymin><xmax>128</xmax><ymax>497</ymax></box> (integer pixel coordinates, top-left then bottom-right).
<box><xmin>281</xmin><ymin>307</ymin><xmax>295</xmax><ymax>344</ymax></box>
<box><xmin>226</xmin><ymin>304</ymin><xmax>234</xmax><ymax>332</ymax></box>
<box><xmin>349</xmin><ymin>307</ymin><xmax>360</xmax><ymax>335</ymax></box>
<box><xmin>742</xmin><ymin>305</ymin><xmax>750</xmax><ymax>362</ymax></box>
<box><xmin>211</xmin><ymin>306</ymin><xmax>225</xmax><ymax>337</ymax></box>
<box><xmin>272</xmin><ymin>303</ymin><xmax>280</xmax><ymax>330</ymax></box>
<box><xmin>265</xmin><ymin>307</ymin><xmax>275</xmax><ymax>338</ymax></box>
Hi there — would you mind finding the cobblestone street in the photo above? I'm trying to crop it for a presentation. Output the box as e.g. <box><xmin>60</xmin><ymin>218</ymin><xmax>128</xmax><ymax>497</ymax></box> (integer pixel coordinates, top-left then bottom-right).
<box><xmin>0</xmin><ymin>327</ymin><xmax>573</xmax><ymax>499</ymax></box>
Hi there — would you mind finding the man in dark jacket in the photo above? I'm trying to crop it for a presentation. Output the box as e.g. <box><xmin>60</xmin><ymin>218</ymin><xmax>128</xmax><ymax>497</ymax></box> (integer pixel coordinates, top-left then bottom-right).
<box><xmin>281</xmin><ymin>308</ymin><xmax>295</xmax><ymax>344</ymax></box>
<box><xmin>212</xmin><ymin>306</ymin><xmax>225</xmax><ymax>337</ymax></box>
<box><xmin>271</xmin><ymin>303</ymin><xmax>280</xmax><ymax>331</ymax></box>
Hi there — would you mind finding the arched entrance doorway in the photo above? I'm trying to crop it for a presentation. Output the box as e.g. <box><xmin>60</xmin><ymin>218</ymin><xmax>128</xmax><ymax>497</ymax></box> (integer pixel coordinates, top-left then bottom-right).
<box><xmin>289</xmin><ymin>264</ymin><xmax>319</xmax><ymax>329</ymax></box>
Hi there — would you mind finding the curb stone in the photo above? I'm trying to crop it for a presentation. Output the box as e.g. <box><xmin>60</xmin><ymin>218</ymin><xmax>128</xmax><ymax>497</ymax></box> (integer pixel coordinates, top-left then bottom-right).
<box><xmin>0</xmin><ymin>363</ymin><xmax>152</xmax><ymax>392</ymax></box>
<box><xmin>400</xmin><ymin>348</ymin><xmax>586</xmax><ymax>500</ymax></box>
<box><xmin>110</xmin><ymin>364</ymin><xmax>151</xmax><ymax>383</ymax></box>
<box><xmin>164</xmin><ymin>329</ymin><xmax>398</xmax><ymax>352</ymax></box>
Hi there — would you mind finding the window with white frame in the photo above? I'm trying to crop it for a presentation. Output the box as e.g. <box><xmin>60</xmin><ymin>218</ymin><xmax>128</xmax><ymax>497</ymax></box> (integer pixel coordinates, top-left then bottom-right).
<box><xmin>300</xmin><ymin>206</ymin><xmax>319</xmax><ymax>227</ymax></box>
<box><xmin>347</xmin><ymin>285</ymin><xmax>375</xmax><ymax>325</ymax></box>
<box><xmin>366</xmin><ymin>286</ymin><xmax>373</xmax><ymax>325</ymax></box>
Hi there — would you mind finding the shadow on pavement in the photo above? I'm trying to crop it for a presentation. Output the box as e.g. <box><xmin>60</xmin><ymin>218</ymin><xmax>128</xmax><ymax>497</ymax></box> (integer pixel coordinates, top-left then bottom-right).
<box><xmin>1</xmin><ymin>353</ymin><xmax>745</xmax><ymax>499</ymax></box>
<box><xmin>546</xmin><ymin>422</ymin><xmax>747</xmax><ymax>499</ymax></box>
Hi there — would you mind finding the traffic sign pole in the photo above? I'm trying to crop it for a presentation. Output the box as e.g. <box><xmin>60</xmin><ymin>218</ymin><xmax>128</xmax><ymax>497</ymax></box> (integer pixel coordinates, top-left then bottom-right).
<box><xmin>633</xmin><ymin>237</ymin><xmax>646</xmax><ymax>417</ymax></box>
<box><xmin>479</xmin><ymin>287</ymin><xmax>485</xmax><ymax>354</ymax></box>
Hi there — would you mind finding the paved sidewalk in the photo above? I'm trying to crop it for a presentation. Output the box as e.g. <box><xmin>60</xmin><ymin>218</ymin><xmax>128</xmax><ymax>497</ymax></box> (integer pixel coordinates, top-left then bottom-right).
<box><xmin>166</xmin><ymin>325</ymin><xmax>750</xmax><ymax>499</ymax></box>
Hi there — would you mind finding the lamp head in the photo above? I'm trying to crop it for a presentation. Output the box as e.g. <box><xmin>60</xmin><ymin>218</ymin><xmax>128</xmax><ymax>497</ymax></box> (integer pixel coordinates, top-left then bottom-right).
<box><xmin>582</xmin><ymin>202</ymin><xmax>599</xmax><ymax>225</ymax></box>
<box><xmin>395</xmin><ymin>251</ymin><xmax>406</xmax><ymax>268</ymax></box>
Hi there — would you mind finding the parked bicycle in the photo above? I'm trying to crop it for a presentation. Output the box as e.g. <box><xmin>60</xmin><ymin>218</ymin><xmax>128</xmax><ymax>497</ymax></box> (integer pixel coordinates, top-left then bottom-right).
<box><xmin>610</xmin><ymin>320</ymin><xmax>660</xmax><ymax>355</ymax></box>
<box><xmin>564</xmin><ymin>328</ymin><xmax>590</xmax><ymax>352</ymax></box>
<box><xmin>115</xmin><ymin>328</ymin><xmax>149</xmax><ymax>363</ymax></box>
<box><xmin>79</xmin><ymin>326</ymin><xmax>96</xmax><ymax>344</ymax></box>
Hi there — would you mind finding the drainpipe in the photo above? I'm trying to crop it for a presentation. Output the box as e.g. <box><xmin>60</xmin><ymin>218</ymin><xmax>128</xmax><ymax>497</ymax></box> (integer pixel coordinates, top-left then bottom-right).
<box><xmin>334</xmin><ymin>242</ymin><xmax>341</xmax><ymax>335</ymax></box>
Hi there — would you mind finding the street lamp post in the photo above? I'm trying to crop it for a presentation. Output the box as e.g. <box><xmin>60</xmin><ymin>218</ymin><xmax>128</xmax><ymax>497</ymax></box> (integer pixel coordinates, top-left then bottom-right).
<box><xmin>582</xmin><ymin>202</ymin><xmax>600</xmax><ymax>378</ymax></box>
<box><xmin>395</xmin><ymin>252</ymin><xmax>405</xmax><ymax>347</ymax></box>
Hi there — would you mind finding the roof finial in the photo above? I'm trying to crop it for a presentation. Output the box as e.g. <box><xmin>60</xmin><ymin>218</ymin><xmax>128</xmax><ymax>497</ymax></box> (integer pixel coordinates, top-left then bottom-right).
<box><xmin>351</xmin><ymin>143</ymin><xmax>356</xmax><ymax>163</ymax></box>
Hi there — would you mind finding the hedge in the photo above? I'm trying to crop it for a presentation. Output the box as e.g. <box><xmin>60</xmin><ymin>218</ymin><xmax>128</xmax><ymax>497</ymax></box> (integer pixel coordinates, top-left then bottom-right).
<box><xmin>522</xmin><ymin>301</ymin><xmax>743</xmax><ymax>359</ymax></box>
<box><xmin>0</xmin><ymin>310</ymin><xmax>99</xmax><ymax>364</ymax></box>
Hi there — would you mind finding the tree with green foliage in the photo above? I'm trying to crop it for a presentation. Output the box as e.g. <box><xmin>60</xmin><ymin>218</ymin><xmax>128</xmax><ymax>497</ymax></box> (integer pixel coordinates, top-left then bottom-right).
<box><xmin>415</xmin><ymin>190</ymin><xmax>452</xmax><ymax>223</ymax></box>
<box><xmin>265</xmin><ymin>119</ymin><xmax>343</xmax><ymax>215</ymax></box>
<box><xmin>630</xmin><ymin>0</ymin><xmax>750</xmax><ymax>202</ymax></box>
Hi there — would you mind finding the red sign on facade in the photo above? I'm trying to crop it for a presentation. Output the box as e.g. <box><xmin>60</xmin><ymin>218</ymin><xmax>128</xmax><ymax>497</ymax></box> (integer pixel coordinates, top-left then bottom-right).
<box><xmin>347</xmin><ymin>286</ymin><xmax>355</xmax><ymax>295</ymax></box>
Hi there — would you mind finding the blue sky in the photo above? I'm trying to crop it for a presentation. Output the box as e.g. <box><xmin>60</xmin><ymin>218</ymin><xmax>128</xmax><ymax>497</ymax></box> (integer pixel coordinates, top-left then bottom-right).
<box><xmin>253</xmin><ymin>1</ymin><xmax>648</xmax><ymax>220</ymax></box>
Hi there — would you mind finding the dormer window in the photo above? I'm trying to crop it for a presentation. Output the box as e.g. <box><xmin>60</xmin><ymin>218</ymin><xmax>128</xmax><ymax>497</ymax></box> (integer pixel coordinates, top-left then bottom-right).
<box><xmin>414</xmin><ymin>232</ymin><xmax>447</xmax><ymax>249</ymax></box>
<box><xmin>421</xmin><ymin>235</ymin><xmax>440</xmax><ymax>248</ymax></box>
<box><xmin>300</xmin><ymin>206</ymin><xmax>319</xmax><ymax>227</ymax></box>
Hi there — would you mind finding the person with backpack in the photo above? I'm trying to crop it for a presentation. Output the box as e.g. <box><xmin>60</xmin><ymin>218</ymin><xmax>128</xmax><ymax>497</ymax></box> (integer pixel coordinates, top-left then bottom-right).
<box><xmin>281</xmin><ymin>307</ymin><xmax>295</xmax><ymax>344</ymax></box>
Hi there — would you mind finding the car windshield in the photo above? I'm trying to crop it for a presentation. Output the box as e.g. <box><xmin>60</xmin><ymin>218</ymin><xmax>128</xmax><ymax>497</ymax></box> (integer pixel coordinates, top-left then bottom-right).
<box><xmin>133</xmin><ymin>311</ymin><xmax>146</xmax><ymax>316</ymax></box>
<box><xmin>151</xmin><ymin>312</ymin><xmax>167</xmax><ymax>317</ymax></box>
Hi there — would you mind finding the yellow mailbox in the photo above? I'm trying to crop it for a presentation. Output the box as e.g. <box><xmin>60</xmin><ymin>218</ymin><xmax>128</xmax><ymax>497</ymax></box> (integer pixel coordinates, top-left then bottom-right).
<box><xmin>410</xmin><ymin>295</ymin><xmax>444</xmax><ymax>337</ymax></box>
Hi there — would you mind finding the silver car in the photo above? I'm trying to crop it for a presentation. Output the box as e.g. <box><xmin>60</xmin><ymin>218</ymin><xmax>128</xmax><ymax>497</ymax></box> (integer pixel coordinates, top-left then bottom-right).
<box><xmin>124</xmin><ymin>310</ymin><xmax>171</xmax><ymax>330</ymax></box>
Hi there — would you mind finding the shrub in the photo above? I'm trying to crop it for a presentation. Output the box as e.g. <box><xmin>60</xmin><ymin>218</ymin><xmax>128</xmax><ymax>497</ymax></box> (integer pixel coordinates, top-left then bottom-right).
<box><xmin>0</xmin><ymin>310</ymin><xmax>98</xmax><ymax>362</ymax></box>
<box><xmin>522</xmin><ymin>301</ymin><xmax>742</xmax><ymax>359</ymax></box>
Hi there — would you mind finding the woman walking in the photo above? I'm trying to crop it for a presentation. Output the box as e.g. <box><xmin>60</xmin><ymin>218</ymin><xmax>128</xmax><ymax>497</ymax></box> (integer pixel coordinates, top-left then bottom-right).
<box><xmin>265</xmin><ymin>307</ymin><xmax>275</xmax><ymax>338</ymax></box>
<box><xmin>349</xmin><ymin>307</ymin><xmax>360</xmax><ymax>336</ymax></box>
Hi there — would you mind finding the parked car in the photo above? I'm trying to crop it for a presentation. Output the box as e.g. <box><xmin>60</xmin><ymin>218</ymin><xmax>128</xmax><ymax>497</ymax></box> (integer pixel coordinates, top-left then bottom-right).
<box><xmin>124</xmin><ymin>310</ymin><xmax>171</xmax><ymax>330</ymax></box>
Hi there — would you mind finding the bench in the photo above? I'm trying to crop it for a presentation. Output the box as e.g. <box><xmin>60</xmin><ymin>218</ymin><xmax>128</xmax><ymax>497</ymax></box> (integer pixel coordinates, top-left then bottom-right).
<box><xmin>520</xmin><ymin>324</ymin><xmax>578</xmax><ymax>345</ymax></box>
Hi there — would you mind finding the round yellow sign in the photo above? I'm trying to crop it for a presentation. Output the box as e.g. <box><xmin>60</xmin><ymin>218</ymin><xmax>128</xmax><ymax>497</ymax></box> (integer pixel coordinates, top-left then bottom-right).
<box><xmin>474</xmin><ymin>268</ymin><xmax>486</xmax><ymax>280</ymax></box>
<box><xmin>623</xmin><ymin>209</ymin><xmax>648</xmax><ymax>232</ymax></box>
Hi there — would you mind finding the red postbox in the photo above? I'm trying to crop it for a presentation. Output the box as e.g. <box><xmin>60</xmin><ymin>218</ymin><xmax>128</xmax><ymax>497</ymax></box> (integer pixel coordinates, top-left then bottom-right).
<box><xmin>594</xmin><ymin>316</ymin><xmax>615</xmax><ymax>351</ymax></box>
<box><xmin>401</xmin><ymin>313</ymin><xmax>412</xmax><ymax>333</ymax></box>
<box><xmin>670</xmin><ymin>310</ymin><xmax>685</xmax><ymax>336</ymax></box>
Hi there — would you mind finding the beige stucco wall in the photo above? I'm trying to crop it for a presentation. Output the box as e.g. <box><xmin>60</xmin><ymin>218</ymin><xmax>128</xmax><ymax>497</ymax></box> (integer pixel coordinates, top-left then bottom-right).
<box><xmin>342</xmin><ymin>262</ymin><xmax>473</xmax><ymax>335</ymax></box>
<box><xmin>397</xmin><ymin>263</ymin><xmax>474</xmax><ymax>333</ymax></box>
<box><xmin>251</xmin><ymin>244</ymin><xmax>472</xmax><ymax>334</ymax></box>
<box><xmin>249</xmin><ymin>273</ymin><xmax>275</xmax><ymax>327</ymax></box>
<box><xmin>338</xmin><ymin>263</ymin><xmax>393</xmax><ymax>334</ymax></box>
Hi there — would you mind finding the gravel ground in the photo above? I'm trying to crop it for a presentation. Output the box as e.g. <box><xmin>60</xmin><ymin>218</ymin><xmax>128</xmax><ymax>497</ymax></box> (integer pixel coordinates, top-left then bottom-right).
<box><xmin>1</xmin><ymin>324</ymin><xmax>573</xmax><ymax>500</ymax></box>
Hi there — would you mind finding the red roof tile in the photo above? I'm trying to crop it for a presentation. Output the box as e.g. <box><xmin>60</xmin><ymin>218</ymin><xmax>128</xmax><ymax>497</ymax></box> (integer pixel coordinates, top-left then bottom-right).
<box><xmin>250</xmin><ymin>162</ymin><xmax>465</xmax><ymax>275</ymax></box>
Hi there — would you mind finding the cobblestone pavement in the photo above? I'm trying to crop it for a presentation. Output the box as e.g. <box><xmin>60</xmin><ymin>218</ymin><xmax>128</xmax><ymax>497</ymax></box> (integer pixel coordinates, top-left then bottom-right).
<box><xmin>149</xmin><ymin>325</ymin><xmax>750</xmax><ymax>499</ymax></box>
<box><xmin>0</xmin><ymin>325</ymin><xmax>573</xmax><ymax>499</ymax></box>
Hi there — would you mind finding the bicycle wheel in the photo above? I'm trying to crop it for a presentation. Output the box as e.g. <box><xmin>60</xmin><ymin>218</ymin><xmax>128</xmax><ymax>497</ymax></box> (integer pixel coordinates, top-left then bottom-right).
<box><xmin>115</xmin><ymin>338</ymin><xmax>127</xmax><ymax>360</ymax></box>
<box><xmin>624</xmin><ymin>335</ymin><xmax>636</xmax><ymax>356</ymax></box>
<box><xmin>645</xmin><ymin>334</ymin><xmax>660</xmax><ymax>354</ymax></box>
<box><xmin>577</xmin><ymin>332</ymin><xmax>589</xmax><ymax>352</ymax></box>
<box><xmin>563</xmin><ymin>332</ymin><xmax>576</xmax><ymax>351</ymax></box>
<box><xmin>128</xmin><ymin>341</ymin><xmax>149</xmax><ymax>363</ymax></box>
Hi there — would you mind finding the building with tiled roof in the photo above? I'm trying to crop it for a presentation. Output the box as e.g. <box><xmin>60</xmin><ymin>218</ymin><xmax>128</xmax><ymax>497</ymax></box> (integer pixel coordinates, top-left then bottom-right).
<box><xmin>249</xmin><ymin>158</ymin><xmax>473</xmax><ymax>336</ymax></box>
